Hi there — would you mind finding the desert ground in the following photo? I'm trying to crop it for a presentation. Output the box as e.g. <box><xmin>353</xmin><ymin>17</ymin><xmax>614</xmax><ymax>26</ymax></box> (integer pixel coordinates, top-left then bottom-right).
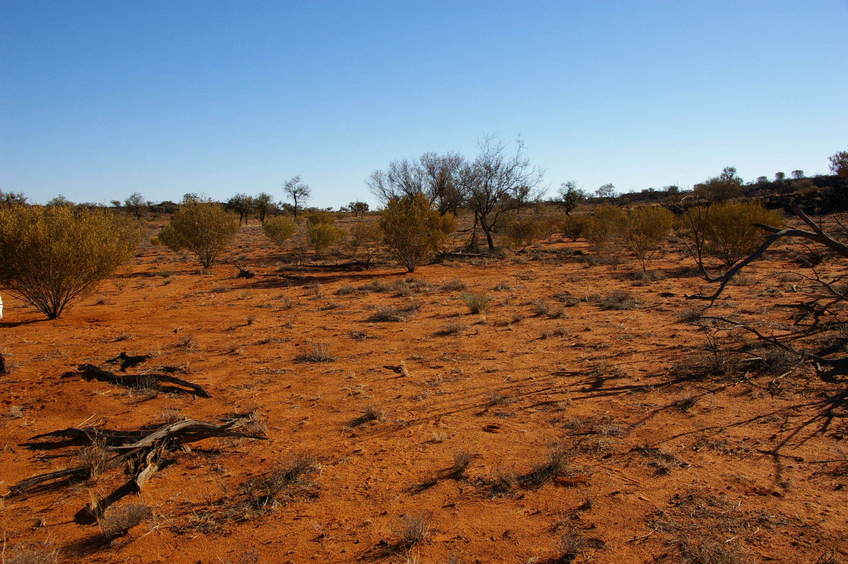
<box><xmin>1</xmin><ymin>214</ymin><xmax>846</xmax><ymax>563</ymax></box>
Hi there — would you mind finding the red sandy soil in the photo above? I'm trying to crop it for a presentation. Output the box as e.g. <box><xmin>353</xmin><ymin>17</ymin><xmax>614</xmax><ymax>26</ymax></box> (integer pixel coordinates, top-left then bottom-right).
<box><xmin>1</xmin><ymin>216</ymin><xmax>846</xmax><ymax>563</ymax></box>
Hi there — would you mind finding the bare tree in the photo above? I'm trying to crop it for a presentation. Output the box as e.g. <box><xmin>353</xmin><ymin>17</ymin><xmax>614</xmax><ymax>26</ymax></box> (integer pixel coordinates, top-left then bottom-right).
<box><xmin>419</xmin><ymin>152</ymin><xmax>466</xmax><ymax>215</ymax></box>
<box><xmin>283</xmin><ymin>176</ymin><xmax>311</xmax><ymax>218</ymax></box>
<box><xmin>463</xmin><ymin>138</ymin><xmax>543</xmax><ymax>251</ymax></box>
<box><xmin>368</xmin><ymin>152</ymin><xmax>466</xmax><ymax>216</ymax></box>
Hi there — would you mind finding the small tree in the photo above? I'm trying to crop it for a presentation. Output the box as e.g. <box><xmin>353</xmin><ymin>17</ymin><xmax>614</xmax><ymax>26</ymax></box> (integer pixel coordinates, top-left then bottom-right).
<box><xmin>380</xmin><ymin>193</ymin><xmax>455</xmax><ymax>272</ymax></box>
<box><xmin>348</xmin><ymin>201</ymin><xmax>370</xmax><ymax>216</ymax></box>
<box><xmin>159</xmin><ymin>202</ymin><xmax>240</xmax><ymax>269</ymax></box>
<box><xmin>225</xmin><ymin>193</ymin><xmax>255</xmax><ymax>224</ymax></box>
<box><xmin>0</xmin><ymin>206</ymin><xmax>140</xmax><ymax>319</ymax></box>
<box><xmin>775</xmin><ymin>171</ymin><xmax>786</xmax><ymax>182</ymax></box>
<box><xmin>262</xmin><ymin>215</ymin><xmax>297</xmax><ymax>247</ymax></box>
<box><xmin>679</xmin><ymin>205</ymin><xmax>712</xmax><ymax>274</ymax></box>
<box><xmin>829</xmin><ymin>150</ymin><xmax>848</xmax><ymax>177</ymax></box>
<box><xmin>254</xmin><ymin>193</ymin><xmax>276</xmax><ymax>223</ymax></box>
<box><xmin>558</xmin><ymin>181</ymin><xmax>586</xmax><ymax>215</ymax></box>
<box><xmin>595</xmin><ymin>183</ymin><xmax>616</xmax><ymax>199</ymax></box>
<box><xmin>464</xmin><ymin>138</ymin><xmax>542</xmax><ymax>251</ymax></box>
<box><xmin>791</xmin><ymin>170</ymin><xmax>804</xmax><ymax>180</ymax></box>
<box><xmin>704</xmin><ymin>202</ymin><xmax>783</xmax><ymax>268</ymax></box>
<box><xmin>283</xmin><ymin>176</ymin><xmax>310</xmax><ymax>218</ymax></box>
<box><xmin>124</xmin><ymin>193</ymin><xmax>147</xmax><ymax>219</ymax></box>
<box><xmin>623</xmin><ymin>206</ymin><xmax>674</xmax><ymax>271</ymax></box>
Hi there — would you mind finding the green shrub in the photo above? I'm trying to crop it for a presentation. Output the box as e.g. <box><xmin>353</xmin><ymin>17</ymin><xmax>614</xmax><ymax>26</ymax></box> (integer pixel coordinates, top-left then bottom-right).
<box><xmin>584</xmin><ymin>205</ymin><xmax>626</xmax><ymax>250</ymax></box>
<box><xmin>0</xmin><ymin>206</ymin><xmax>140</xmax><ymax>319</ymax></box>
<box><xmin>502</xmin><ymin>214</ymin><xmax>543</xmax><ymax>248</ymax></box>
<box><xmin>624</xmin><ymin>206</ymin><xmax>674</xmax><ymax>271</ymax></box>
<box><xmin>379</xmin><ymin>193</ymin><xmax>455</xmax><ymax>272</ymax></box>
<box><xmin>307</xmin><ymin>222</ymin><xmax>344</xmax><ymax>253</ymax></box>
<box><xmin>704</xmin><ymin>202</ymin><xmax>783</xmax><ymax>267</ymax></box>
<box><xmin>262</xmin><ymin>215</ymin><xmax>297</xmax><ymax>247</ymax></box>
<box><xmin>159</xmin><ymin>202</ymin><xmax>240</xmax><ymax>268</ymax></box>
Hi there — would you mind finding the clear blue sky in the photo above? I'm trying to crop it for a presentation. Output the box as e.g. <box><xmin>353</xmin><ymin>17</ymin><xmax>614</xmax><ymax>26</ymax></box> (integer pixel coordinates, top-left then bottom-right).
<box><xmin>2</xmin><ymin>0</ymin><xmax>846</xmax><ymax>207</ymax></box>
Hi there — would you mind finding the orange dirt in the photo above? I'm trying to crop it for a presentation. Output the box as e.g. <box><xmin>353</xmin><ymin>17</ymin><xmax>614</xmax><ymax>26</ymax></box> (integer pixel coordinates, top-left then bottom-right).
<box><xmin>1</xmin><ymin>217</ymin><xmax>846</xmax><ymax>563</ymax></box>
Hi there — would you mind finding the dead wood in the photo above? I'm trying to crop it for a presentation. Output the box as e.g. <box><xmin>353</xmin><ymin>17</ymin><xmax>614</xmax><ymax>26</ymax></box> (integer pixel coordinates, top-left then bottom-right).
<box><xmin>106</xmin><ymin>352</ymin><xmax>152</xmax><ymax>372</ymax></box>
<box><xmin>64</xmin><ymin>364</ymin><xmax>210</xmax><ymax>397</ymax></box>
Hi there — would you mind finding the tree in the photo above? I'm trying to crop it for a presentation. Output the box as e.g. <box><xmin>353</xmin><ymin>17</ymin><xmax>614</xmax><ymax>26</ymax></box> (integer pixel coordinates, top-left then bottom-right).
<box><xmin>756</xmin><ymin>176</ymin><xmax>769</xmax><ymax>184</ymax></box>
<box><xmin>463</xmin><ymin>138</ymin><xmax>542</xmax><ymax>251</ymax></box>
<box><xmin>829</xmin><ymin>150</ymin><xmax>848</xmax><ymax>177</ymax></box>
<box><xmin>158</xmin><ymin>202</ymin><xmax>240</xmax><ymax>269</ymax></box>
<box><xmin>348</xmin><ymin>201</ymin><xmax>370</xmax><ymax>216</ymax></box>
<box><xmin>225</xmin><ymin>194</ymin><xmax>255</xmax><ymax>224</ymax></box>
<box><xmin>775</xmin><ymin>171</ymin><xmax>786</xmax><ymax>182</ymax></box>
<box><xmin>558</xmin><ymin>181</ymin><xmax>587</xmax><ymax>215</ymax></box>
<box><xmin>693</xmin><ymin>166</ymin><xmax>742</xmax><ymax>202</ymax></box>
<box><xmin>0</xmin><ymin>206</ymin><xmax>140</xmax><ymax>319</ymax></box>
<box><xmin>123</xmin><ymin>192</ymin><xmax>147</xmax><ymax>219</ymax></box>
<box><xmin>379</xmin><ymin>193</ymin><xmax>455</xmax><ymax>272</ymax></box>
<box><xmin>0</xmin><ymin>190</ymin><xmax>27</xmax><ymax>208</ymax></box>
<box><xmin>595</xmin><ymin>183</ymin><xmax>616</xmax><ymax>199</ymax></box>
<box><xmin>791</xmin><ymin>170</ymin><xmax>804</xmax><ymax>180</ymax></box>
<box><xmin>254</xmin><ymin>192</ymin><xmax>276</xmax><ymax>223</ymax></box>
<box><xmin>283</xmin><ymin>176</ymin><xmax>311</xmax><ymax>218</ymax></box>
<box><xmin>368</xmin><ymin>152</ymin><xmax>466</xmax><ymax>216</ymax></box>
<box><xmin>46</xmin><ymin>195</ymin><xmax>74</xmax><ymax>207</ymax></box>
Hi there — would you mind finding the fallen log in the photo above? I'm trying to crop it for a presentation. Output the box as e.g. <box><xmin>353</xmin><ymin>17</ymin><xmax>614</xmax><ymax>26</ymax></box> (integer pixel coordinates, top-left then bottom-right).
<box><xmin>65</xmin><ymin>364</ymin><xmax>210</xmax><ymax>398</ymax></box>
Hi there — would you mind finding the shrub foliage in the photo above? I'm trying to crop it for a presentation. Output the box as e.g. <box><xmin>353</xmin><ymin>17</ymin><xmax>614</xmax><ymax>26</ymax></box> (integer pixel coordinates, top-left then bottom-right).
<box><xmin>624</xmin><ymin>206</ymin><xmax>674</xmax><ymax>271</ymax></box>
<box><xmin>262</xmin><ymin>215</ymin><xmax>297</xmax><ymax>247</ymax></box>
<box><xmin>380</xmin><ymin>193</ymin><xmax>455</xmax><ymax>272</ymax></box>
<box><xmin>0</xmin><ymin>205</ymin><xmax>140</xmax><ymax>319</ymax></box>
<box><xmin>159</xmin><ymin>202</ymin><xmax>240</xmax><ymax>268</ymax></box>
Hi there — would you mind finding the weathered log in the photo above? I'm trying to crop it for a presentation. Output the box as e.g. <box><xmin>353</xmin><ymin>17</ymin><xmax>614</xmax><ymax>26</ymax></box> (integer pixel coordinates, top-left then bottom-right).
<box><xmin>66</xmin><ymin>364</ymin><xmax>210</xmax><ymax>398</ymax></box>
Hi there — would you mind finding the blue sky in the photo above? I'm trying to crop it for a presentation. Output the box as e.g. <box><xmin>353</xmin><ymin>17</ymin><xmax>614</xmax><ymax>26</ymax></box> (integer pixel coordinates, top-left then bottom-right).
<box><xmin>2</xmin><ymin>0</ymin><xmax>847</xmax><ymax>207</ymax></box>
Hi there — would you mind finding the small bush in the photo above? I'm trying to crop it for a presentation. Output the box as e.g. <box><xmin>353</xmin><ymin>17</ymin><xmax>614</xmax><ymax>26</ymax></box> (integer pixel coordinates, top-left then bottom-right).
<box><xmin>462</xmin><ymin>292</ymin><xmax>491</xmax><ymax>314</ymax></box>
<box><xmin>98</xmin><ymin>504</ymin><xmax>151</xmax><ymax>538</ymax></box>
<box><xmin>600</xmin><ymin>290</ymin><xmax>638</xmax><ymax>310</ymax></box>
<box><xmin>502</xmin><ymin>214</ymin><xmax>543</xmax><ymax>248</ymax></box>
<box><xmin>295</xmin><ymin>343</ymin><xmax>336</xmax><ymax>362</ymax></box>
<box><xmin>436</xmin><ymin>321</ymin><xmax>466</xmax><ymax>336</ymax></box>
<box><xmin>704</xmin><ymin>202</ymin><xmax>783</xmax><ymax>267</ymax></box>
<box><xmin>560</xmin><ymin>215</ymin><xmax>588</xmax><ymax>241</ymax></box>
<box><xmin>262</xmin><ymin>215</ymin><xmax>297</xmax><ymax>247</ymax></box>
<box><xmin>159</xmin><ymin>202</ymin><xmax>240</xmax><ymax>268</ymax></box>
<box><xmin>0</xmin><ymin>206</ymin><xmax>140</xmax><ymax>319</ymax></box>
<box><xmin>348</xmin><ymin>221</ymin><xmax>382</xmax><ymax>254</ymax></box>
<box><xmin>307</xmin><ymin>221</ymin><xmax>344</xmax><ymax>254</ymax></box>
<box><xmin>380</xmin><ymin>193</ymin><xmax>455</xmax><ymax>273</ymax></box>
<box><xmin>583</xmin><ymin>205</ymin><xmax>626</xmax><ymax>250</ymax></box>
<box><xmin>624</xmin><ymin>206</ymin><xmax>674</xmax><ymax>271</ymax></box>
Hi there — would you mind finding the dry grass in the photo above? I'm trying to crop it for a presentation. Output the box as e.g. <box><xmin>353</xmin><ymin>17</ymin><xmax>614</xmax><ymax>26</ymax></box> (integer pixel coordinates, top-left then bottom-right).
<box><xmin>295</xmin><ymin>343</ymin><xmax>336</xmax><ymax>363</ymax></box>
<box><xmin>462</xmin><ymin>292</ymin><xmax>491</xmax><ymax>314</ymax></box>
<box><xmin>98</xmin><ymin>503</ymin><xmax>151</xmax><ymax>538</ymax></box>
